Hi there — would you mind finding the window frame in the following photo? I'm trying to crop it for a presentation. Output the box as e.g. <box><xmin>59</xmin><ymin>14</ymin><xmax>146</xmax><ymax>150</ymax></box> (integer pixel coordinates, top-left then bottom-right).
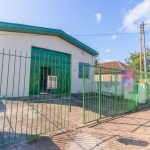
<box><xmin>78</xmin><ymin>62</ymin><xmax>90</xmax><ymax>79</ymax></box>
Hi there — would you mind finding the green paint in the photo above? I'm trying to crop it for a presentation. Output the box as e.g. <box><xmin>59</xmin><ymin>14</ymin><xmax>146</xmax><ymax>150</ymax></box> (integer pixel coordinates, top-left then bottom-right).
<box><xmin>82</xmin><ymin>65</ymin><xmax>141</xmax><ymax>125</ymax></box>
<box><xmin>29</xmin><ymin>47</ymin><xmax>71</xmax><ymax>95</ymax></box>
<box><xmin>98</xmin><ymin>67</ymin><xmax>101</xmax><ymax>119</ymax></box>
<box><xmin>0</xmin><ymin>49</ymin><xmax>71</xmax><ymax>146</ymax></box>
<box><xmin>0</xmin><ymin>21</ymin><xmax>98</xmax><ymax>56</ymax></box>
<box><xmin>82</xmin><ymin>65</ymin><xmax>85</xmax><ymax>124</ymax></box>
<box><xmin>114</xmin><ymin>69</ymin><xmax>117</xmax><ymax>115</ymax></box>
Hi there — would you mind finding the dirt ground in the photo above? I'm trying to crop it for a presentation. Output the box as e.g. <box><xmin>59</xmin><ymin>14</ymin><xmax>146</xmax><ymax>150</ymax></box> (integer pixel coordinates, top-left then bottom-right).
<box><xmin>1</xmin><ymin>95</ymin><xmax>150</xmax><ymax>150</ymax></box>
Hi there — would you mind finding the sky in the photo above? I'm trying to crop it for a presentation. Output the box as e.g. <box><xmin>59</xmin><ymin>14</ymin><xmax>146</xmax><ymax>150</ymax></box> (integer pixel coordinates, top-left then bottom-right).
<box><xmin>0</xmin><ymin>0</ymin><xmax>150</xmax><ymax>63</ymax></box>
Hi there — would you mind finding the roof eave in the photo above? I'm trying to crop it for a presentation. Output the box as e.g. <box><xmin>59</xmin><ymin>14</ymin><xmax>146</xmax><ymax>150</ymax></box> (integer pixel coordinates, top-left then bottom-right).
<box><xmin>0</xmin><ymin>22</ymin><xmax>98</xmax><ymax>56</ymax></box>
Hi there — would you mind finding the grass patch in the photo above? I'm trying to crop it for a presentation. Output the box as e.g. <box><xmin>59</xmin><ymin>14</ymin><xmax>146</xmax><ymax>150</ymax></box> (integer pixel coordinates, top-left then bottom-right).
<box><xmin>28</xmin><ymin>135</ymin><xmax>39</xmax><ymax>144</ymax></box>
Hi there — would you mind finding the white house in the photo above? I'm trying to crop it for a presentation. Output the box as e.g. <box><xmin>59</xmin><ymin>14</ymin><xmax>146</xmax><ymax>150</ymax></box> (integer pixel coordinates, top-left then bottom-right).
<box><xmin>0</xmin><ymin>22</ymin><xmax>98</xmax><ymax>97</ymax></box>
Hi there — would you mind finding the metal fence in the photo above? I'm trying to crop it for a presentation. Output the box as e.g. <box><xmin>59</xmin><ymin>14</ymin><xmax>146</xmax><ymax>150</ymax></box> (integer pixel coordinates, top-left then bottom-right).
<box><xmin>0</xmin><ymin>49</ymin><xmax>71</xmax><ymax>146</ymax></box>
<box><xmin>82</xmin><ymin>65</ymin><xmax>142</xmax><ymax>124</ymax></box>
<box><xmin>1</xmin><ymin>49</ymin><xmax>150</xmax><ymax>146</ymax></box>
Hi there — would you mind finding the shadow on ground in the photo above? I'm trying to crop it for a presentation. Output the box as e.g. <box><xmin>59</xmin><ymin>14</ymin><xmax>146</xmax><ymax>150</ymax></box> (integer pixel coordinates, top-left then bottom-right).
<box><xmin>0</xmin><ymin>132</ymin><xmax>60</xmax><ymax>150</ymax></box>
<box><xmin>1</xmin><ymin>94</ymin><xmax>150</xmax><ymax>149</ymax></box>
<box><xmin>0</xmin><ymin>99</ymin><xmax>5</xmax><ymax>112</ymax></box>
<box><xmin>118</xmin><ymin>138</ymin><xmax>149</xmax><ymax>147</ymax></box>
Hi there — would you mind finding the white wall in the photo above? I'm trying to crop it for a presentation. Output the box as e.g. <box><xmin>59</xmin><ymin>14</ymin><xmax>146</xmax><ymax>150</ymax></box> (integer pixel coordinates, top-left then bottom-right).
<box><xmin>136</xmin><ymin>83</ymin><xmax>147</xmax><ymax>103</ymax></box>
<box><xmin>124</xmin><ymin>83</ymin><xmax>148</xmax><ymax>103</ymax></box>
<box><xmin>101</xmin><ymin>82</ymin><xmax>124</xmax><ymax>96</ymax></box>
<box><xmin>96</xmin><ymin>82</ymin><xmax>149</xmax><ymax>104</ymax></box>
<box><xmin>0</xmin><ymin>31</ymin><xmax>94</xmax><ymax>97</ymax></box>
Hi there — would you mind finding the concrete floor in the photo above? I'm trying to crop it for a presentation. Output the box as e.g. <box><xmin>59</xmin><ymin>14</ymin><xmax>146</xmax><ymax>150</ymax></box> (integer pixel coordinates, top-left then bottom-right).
<box><xmin>0</xmin><ymin>94</ymin><xmax>150</xmax><ymax>150</ymax></box>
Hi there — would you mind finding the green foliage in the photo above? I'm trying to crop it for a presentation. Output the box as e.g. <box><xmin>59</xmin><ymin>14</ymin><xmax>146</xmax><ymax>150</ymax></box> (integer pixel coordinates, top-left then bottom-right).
<box><xmin>125</xmin><ymin>48</ymin><xmax>150</xmax><ymax>70</ymax></box>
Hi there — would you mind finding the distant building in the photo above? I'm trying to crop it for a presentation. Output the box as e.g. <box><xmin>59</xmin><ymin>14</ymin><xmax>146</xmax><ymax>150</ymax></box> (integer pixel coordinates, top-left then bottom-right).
<box><xmin>95</xmin><ymin>61</ymin><xmax>136</xmax><ymax>82</ymax></box>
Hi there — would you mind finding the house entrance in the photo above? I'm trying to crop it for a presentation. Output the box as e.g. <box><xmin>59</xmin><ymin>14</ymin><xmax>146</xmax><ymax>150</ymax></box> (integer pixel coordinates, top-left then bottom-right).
<box><xmin>40</xmin><ymin>67</ymin><xmax>51</xmax><ymax>93</ymax></box>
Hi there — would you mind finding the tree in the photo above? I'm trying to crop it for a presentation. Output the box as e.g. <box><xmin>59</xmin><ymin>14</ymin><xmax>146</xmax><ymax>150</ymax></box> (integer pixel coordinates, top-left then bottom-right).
<box><xmin>125</xmin><ymin>48</ymin><xmax>150</xmax><ymax>71</ymax></box>
<box><xmin>94</xmin><ymin>57</ymin><xmax>100</xmax><ymax>66</ymax></box>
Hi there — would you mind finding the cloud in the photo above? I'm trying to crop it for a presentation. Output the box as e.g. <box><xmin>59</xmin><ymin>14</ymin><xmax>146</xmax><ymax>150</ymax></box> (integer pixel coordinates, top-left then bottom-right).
<box><xmin>95</xmin><ymin>13</ymin><xmax>102</xmax><ymax>22</ymax></box>
<box><xmin>121</xmin><ymin>0</ymin><xmax>150</xmax><ymax>32</ymax></box>
<box><xmin>103</xmin><ymin>59</ymin><xmax>113</xmax><ymax>62</ymax></box>
<box><xmin>111</xmin><ymin>35</ymin><xmax>118</xmax><ymax>40</ymax></box>
<box><xmin>104</xmin><ymin>49</ymin><xmax>111</xmax><ymax>53</ymax></box>
<box><xmin>121</xmin><ymin>7</ymin><xmax>126</xmax><ymax>16</ymax></box>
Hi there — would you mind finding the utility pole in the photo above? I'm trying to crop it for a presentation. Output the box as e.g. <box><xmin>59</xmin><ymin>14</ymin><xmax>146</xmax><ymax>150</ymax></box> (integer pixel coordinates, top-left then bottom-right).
<box><xmin>140</xmin><ymin>21</ymin><xmax>147</xmax><ymax>79</ymax></box>
<box><xmin>140</xmin><ymin>22</ymin><xmax>143</xmax><ymax>79</ymax></box>
<box><xmin>143</xmin><ymin>22</ymin><xmax>147</xmax><ymax>78</ymax></box>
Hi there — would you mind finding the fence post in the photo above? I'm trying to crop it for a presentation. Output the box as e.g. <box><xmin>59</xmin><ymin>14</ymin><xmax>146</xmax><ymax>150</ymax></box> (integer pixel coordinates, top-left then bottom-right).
<box><xmin>69</xmin><ymin>63</ymin><xmax>72</xmax><ymax>112</ymax></box>
<box><xmin>114</xmin><ymin>69</ymin><xmax>117</xmax><ymax>115</ymax></box>
<box><xmin>135</xmin><ymin>72</ymin><xmax>139</xmax><ymax>109</ymax></box>
<box><xmin>82</xmin><ymin>65</ymin><xmax>85</xmax><ymax>124</ymax></box>
<box><xmin>0</xmin><ymin>48</ymin><xmax>4</xmax><ymax>97</ymax></box>
<box><xmin>99</xmin><ymin>67</ymin><xmax>101</xmax><ymax>119</ymax></box>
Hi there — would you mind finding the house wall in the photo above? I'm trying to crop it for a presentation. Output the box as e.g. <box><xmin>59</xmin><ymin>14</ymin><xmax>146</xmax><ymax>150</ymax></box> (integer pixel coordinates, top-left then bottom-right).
<box><xmin>94</xmin><ymin>74</ymin><xmax>121</xmax><ymax>82</ymax></box>
<box><xmin>94</xmin><ymin>81</ymin><xmax>148</xmax><ymax>104</ymax></box>
<box><xmin>101</xmin><ymin>82</ymin><xmax>124</xmax><ymax>96</ymax></box>
<box><xmin>0</xmin><ymin>31</ymin><xmax>94</xmax><ymax>97</ymax></box>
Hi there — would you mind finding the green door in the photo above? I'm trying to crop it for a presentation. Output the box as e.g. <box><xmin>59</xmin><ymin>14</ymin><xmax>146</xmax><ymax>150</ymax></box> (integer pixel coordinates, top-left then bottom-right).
<box><xmin>29</xmin><ymin>47</ymin><xmax>71</xmax><ymax>95</ymax></box>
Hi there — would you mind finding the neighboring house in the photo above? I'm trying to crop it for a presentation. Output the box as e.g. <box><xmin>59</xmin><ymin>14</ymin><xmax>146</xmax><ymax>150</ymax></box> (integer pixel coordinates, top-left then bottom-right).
<box><xmin>94</xmin><ymin>61</ymin><xmax>139</xmax><ymax>97</ymax></box>
<box><xmin>0</xmin><ymin>22</ymin><xmax>98</xmax><ymax>97</ymax></box>
<box><xmin>95</xmin><ymin>61</ymin><xmax>137</xmax><ymax>82</ymax></box>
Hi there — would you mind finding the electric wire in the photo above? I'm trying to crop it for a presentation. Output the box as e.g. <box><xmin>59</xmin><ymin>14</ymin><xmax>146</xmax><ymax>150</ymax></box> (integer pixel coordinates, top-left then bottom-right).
<box><xmin>119</xmin><ymin>39</ymin><xmax>140</xmax><ymax>61</ymax></box>
<box><xmin>0</xmin><ymin>31</ymin><xmax>150</xmax><ymax>36</ymax></box>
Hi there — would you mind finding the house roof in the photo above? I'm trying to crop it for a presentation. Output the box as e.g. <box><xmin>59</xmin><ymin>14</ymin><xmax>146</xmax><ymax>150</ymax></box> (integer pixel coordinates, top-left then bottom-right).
<box><xmin>0</xmin><ymin>21</ymin><xmax>98</xmax><ymax>56</ymax></box>
<box><xmin>95</xmin><ymin>61</ymin><xmax>138</xmax><ymax>74</ymax></box>
<box><xmin>100</xmin><ymin>61</ymin><xmax>132</xmax><ymax>70</ymax></box>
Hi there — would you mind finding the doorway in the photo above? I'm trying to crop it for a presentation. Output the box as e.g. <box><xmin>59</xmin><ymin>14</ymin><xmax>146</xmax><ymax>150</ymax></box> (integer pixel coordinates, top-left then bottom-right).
<box><xmin>29</xmin><ymin>47</ymin><xmax>71</xmax><ymax>96</ymax></box>
<box><xmin>40</xmin><ymin>67</ymin><xmax>51</xmax><ymax>93</ymax></box>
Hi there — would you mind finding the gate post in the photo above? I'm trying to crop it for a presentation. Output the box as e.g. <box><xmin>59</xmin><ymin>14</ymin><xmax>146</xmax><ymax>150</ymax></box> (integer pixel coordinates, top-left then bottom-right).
<box><xmin>69</xmin><ymin>63</ymin><xmax>72</xmax><ymax>112</ymax></box>
<box><xmin>114</xmin><ymin>69</ymin><xmax>117</xmax><ymax>115</ymax></box>
<box><xmin>99</xmin><ymin>67</ymin><xmax>101</xmax><ymax>119</ymax></box>
<box><xmin>82</xmin><ymin>65</ymin><xmax>85</xmax><ymax>124</ymax></box>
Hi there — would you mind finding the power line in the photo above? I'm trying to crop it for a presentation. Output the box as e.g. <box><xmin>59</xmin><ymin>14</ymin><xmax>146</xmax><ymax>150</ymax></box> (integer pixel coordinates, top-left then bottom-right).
<box><xmin>0</xmin><ymin>32</ymin><xmax>143</xmax><ymax>36</ymax></box>
<box><xmin>71</xmin><ymin>31</ymin><xmax>150</xmax><ymax>36</ymax></box>
<box><xmin>72</xmin><ymin>23</ymin><xmax>150</xmax><ymax>36</ymax></box>
<box><xmin>119</xmin><ymin>39</ymin><xmax>140</xmax><ymax>60</ymax></box>
<box><xmin>0</xmin><ymin>31</ymin><xmax>150</xmax><ymax>36</ymax></box>
<box><xmin>71</xmin><ymin>32</ymin><xmax>141</xmax><ymax>36</ymax></box>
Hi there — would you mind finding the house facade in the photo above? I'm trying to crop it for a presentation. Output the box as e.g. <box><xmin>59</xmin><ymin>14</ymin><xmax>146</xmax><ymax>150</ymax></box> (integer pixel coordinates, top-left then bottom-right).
<box><xmin>95</xmin><ymin>61</ymin><xmax>135</xmax><ymax>82</ymax></box>
<box><xmin>0</xmin><ymin>22</ymin><xmax>98</xmax><ymax>97</ymax></box>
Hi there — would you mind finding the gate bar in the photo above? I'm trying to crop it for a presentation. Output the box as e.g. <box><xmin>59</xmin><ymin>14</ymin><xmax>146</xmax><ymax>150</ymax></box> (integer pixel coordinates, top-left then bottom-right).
<box><xmin>98</xmin><ymin>67</ymin><xmax>101</xmax><ymax>119</ymax></box>
<box><xmin>82</xmin><ymin>65</ymin><xmax>85</xmax><ymax>124</ymax></box>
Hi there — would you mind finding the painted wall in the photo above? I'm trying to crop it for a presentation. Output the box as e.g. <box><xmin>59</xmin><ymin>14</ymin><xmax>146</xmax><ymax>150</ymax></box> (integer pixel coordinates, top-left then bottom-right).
<box><xmin>136</xmin><ymin>83</ymin><xmax>147</xmax><ymax>103</ymax></box>
<box><xmin>100</xmin><ymin>82</ymin><xmax>124</xmax><ymax>96</ymax></box>
<box><xmin>0</xmin><ymin>31</ymin><xmax>94</xmax><ymax>97</ymax></box>
<box><xmin>95</xmin><ymin>81</ymin><xmax>149</xmax><ymax>104</ymax></box>
<box><xmin>94</xmin><ymin>74</ymin><xmax>121</xmax><ymax>82</ymax></box>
